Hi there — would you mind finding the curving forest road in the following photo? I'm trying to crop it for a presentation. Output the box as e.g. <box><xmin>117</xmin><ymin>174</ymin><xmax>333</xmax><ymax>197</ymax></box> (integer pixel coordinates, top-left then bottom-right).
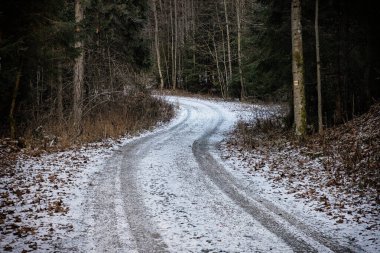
<box><xmin>85</xmin><ymin>97</ymin><xmax>360</xmax><ymax>253</ymax></box>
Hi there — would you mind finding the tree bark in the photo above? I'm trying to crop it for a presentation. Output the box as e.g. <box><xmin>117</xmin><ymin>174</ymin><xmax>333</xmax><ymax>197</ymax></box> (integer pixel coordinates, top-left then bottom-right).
<box><xmin>73</xmin><ymin>0</ymin><xmax>84</xmax><ymax>132</ymax></box>
<box><xmin>153</xmin><ymin>0</ymin><xmax>164</xmax><ymax>90</ymax></box>
<box><xmin>223</xmin><ymin>0</ymin><xmax>233</xmax><ymax>97</ymax></box>
<box><xmin>364</xmin><ymin>0</ymin><xmax>373</xmax><ymax>111</ymax></box>
<box><xmin>291</xmin><ymin>0</ymin><xmax>307</xmax><ymax>137</ymax></box>
<box><xmin>57</xmin><ymin>61</ymin><xmax>63</xmax><ymax>122</ymax></box>
<box><xmin>191</xmin><ymin>0</ymin><xmax>196</xmax><ymax>70</ymax></box>
<box><xmin>315</xmin><ymin>0</ymin><xmax>323</xmax><ymax>134</ymax></box>
<box><xmin>335</xmin><ymin>0</ymin><xmax>347</xmax><ymax>124</ymax></box>
<box><xmin>212</xmin><ymin>33</ymin><xmax>226</xmax><ymax>98</ymax></box>
<box><xmin>107</xmin><ymin>45</ymin><xmax>113</xmax><ymax>91</ymax></box>
<box><xmin>9</xmin><ymin>70</ymin><xmax>22</xmax><ymax>139</ymax></box>
<box><xmin>236</xmin><ymin>0</ymin><xmax>245</xmax><ymax>100</ymax></box>
<box><xmin>170</xmin><ymin>0</ymin><xmax>176</xmax><ymax>90</ymax></box>
<box><xmin>173</xmin><ymin>0</ymin><xmax>178</xmax><ymax>90</ymax></box>
<box><xmin>216</xmin><ymin>3</ymin><xmax>229</xmax><ymax>97</ymax></box>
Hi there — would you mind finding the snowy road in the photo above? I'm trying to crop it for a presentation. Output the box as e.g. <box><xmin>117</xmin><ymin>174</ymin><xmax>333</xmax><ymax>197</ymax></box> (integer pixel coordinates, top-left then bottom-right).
<box><xmin>84</xmin><ymin>97</ymin><xmax>360</xmax><ymax>253</ymax></box>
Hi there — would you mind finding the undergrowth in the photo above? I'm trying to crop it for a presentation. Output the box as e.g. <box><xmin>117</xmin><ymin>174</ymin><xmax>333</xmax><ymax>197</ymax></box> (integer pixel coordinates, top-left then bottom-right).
<box><xmin>234</xmin><ymin>113</ymin><xmax>289</xmax><ymax>150</ymax></box>
<box><xmin>24</xmin><ymin>93</ymin><xmax>174</xmax><ymax>150</ymax></box>
<box><xmin>232</xmin><ymin>102</ymin><xmax>380</xmax><ymax>201</ymax></box>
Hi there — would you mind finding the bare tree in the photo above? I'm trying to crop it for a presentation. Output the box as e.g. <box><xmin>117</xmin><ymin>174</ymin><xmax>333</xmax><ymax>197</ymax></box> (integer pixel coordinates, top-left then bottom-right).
<box><xmin>315</xmin><ymin>0</ymin><xmax>323</xmax><ymax>134</ymax></box>
<box><xmin>210</xmin><ymin>29</ymin><xmax>227</xmax><ymax>98</ymax></box>
<box><xmin>57</xmin><ymin>61</ymin><xmax>63</xmax><ymax>122</ymax></box>
<box><xmin>9</xmin><ymin>70</ymin><xmax>22</xmax><ymax>138</ymax></box>
<box><xmin>236</xmin><ymin>0</ymin><xmax>245</xmax><ymax>100</ymax></box>
<box><xmin>191</xmin><ymin>0</ymin><xmax>196</xmax><ymax>70</ymax></box>
<box><xmin>291</xmin><ymin>0</ymin><xmax>307</xmax><ymax>136</ymax></box>
<box><xmin>215</xmin><ymin>3</ymin><xmax>229</xmax><ymax>98</ymax></box>
<box><xmin>153</xmin><ymin>0</ymin><xmax>164</xmax><ymax>90</ymax></box>
<box><xmin>173</xmin><ymin>0</ymin><xmax>178</xmax><ymax>90</ymax></box>
<box><xmin>223</xmin><ymin>0</ymin><xmax>233</xmax><ymax>97</ymax></box>
<box><xmin>73</xmin><ymin>0</ymin><xmax>84</xmax><ymax>131</ymax></box>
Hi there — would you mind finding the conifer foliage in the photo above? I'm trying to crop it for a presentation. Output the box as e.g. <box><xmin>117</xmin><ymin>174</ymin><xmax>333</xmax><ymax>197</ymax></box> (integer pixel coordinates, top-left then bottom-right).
<box><xmin>243</xmin><ymin>0</ymin><xmax>380</xmax><ymax>130</ymax></box>
<box><xmin>147</xmin><ymin>0</ymin><xmax>380</xmax><ymax>132</ymax></box>
<box><xmin>1</xmin><ymin>0</ymin><xmax>379</xmax><ymax>139</ymax></box>
<box><xmin>0</xmin><ymin>0</ymin><xmax>150</xmax><ymax>141</ymax></box>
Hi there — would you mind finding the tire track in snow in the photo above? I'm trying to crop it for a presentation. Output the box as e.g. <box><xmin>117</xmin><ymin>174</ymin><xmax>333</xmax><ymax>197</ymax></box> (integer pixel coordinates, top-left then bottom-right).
<box><xmin>117</xmin><ymin>105</ymin><xmax>195</xmax><ymax>252</ymax></box>
<box><xmin>192</xmin><ymin>102</ymin><xmax>359</xmax><ymax>253</ymax></box>
<box><xmin>90</xmin><ymin>97</ymin><xmax>362</xmax><ymax>252</ymax></box>
<box><xmin>90</xmin><ymin>104</ymin><xmax>192</xmax><ymax>252</ymax></box>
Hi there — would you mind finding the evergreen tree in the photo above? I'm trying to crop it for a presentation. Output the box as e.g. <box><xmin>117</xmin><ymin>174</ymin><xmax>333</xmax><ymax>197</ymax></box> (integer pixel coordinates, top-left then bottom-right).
<box><xmin>0</xmin><ymin>0</ymin><xmax>75</xmax><ymax>136</ymax></box>
<box><xmin>0</xmin><ymin>0</ymin><xmax>151</xmax><ymax>138</ymax></box>
<box><xmin>243</xmin><ymin>0</ymin><xmax>292</xmax><ymax>101</ymax></box>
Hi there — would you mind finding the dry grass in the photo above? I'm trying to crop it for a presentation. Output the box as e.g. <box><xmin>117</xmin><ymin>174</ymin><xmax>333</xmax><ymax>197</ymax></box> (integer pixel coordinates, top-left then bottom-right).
<box><xmin>234</xmin><ymin>104</ymin><xmax>380</xmax><ymax>194</ymax></box>
<box><xmin>231</xmin><ymin>102</ymin><xmax>380</xmax><ymax>202</ymax></box>
<box><xmin>155</xmin><ymin>89</ymin><xmax>223</xmax><ymax>100</ymax></box>
<box><xmin>234</xmin><ymin>111</ymin><xmax>289</xmax><ymax>150</ymax></box>
<box><xmin>225</xmin><ymin>103</ymin><xmax>380</xmax><ymax>228</ymax></box>
<box><xmin>22</xmin><ymin>93</ymin><xmax>174</xmax><ymax>150</ymax></box>
<box><xmin>309</xmin><ymin>103</ymin><xmax>380</xmax><ymax>192</ymax></box>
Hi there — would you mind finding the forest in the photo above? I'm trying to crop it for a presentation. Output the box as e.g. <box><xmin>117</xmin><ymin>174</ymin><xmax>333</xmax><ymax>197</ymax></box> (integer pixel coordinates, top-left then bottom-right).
<box><xmin>1</xmin><ymin>0</ymin><xmax>380</xmax><ymax>142</ymax></box>
<box><xmin>1</xmin><ymin>1</ymin><xmax>380</xmax><ymax>251</ymax></box>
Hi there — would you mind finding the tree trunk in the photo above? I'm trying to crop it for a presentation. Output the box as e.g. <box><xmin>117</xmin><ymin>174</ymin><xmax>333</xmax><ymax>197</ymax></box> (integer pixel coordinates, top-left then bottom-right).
<box><xmin>364</xmin><ymin>1</ymin><xmax>373</xmax><ymax>112</ymax></box>
<box><xmin>315</xmin><ymin>0</ymin><xmax>323</xmax><ymax>134</ymax></box>
<box><xmin>9</xmin><ymin>70</ymin><xmax>22</xmax><ymax>139</ymax></box>
<box><xmin>191</xmin><ymin>0</ymin><xmax>196</xmax><ymax>70</ymax></box>
<box><xmin>173</xmin><ymin>0</ymin><xmax>178</xmax><ymax>90</ymax></box>
<box><xmin>170</xmin><ymin>0</ymin><xmax>176</xmax><ymax>90</ymax></box>
<box><xmin>73</xmin><ymin>0</ymin><xmax>84</xmax><ymax>132</ymax></box>
<box><xmin>223</xmin><ymin>0</ymin><xmax>233</xmax><ymax>97</ymax></box>
<box><xmin>57</xmin><ymin>61</ymin><xmax>63</xmax><ymax>122</ymax></box>
<box><xmin>153</xmin><ymin>0</ymin><xmax>164</xmax><ymax>90</ymax></box>
<box><xmin>216</xmin><ymin>3</ymin><xmax>229</xmax><ymax>97</ymax></box>
<box><xmin>291</xmin><ymin>0</ymin><xmax>307</xmax><ymax>137</ymax></box>
<box><xmin>236</xmin><ymin>0</ymin><xmax>245</xmax><ymax>100</ymax></box>
<box><xmin>335</xmin><ymin>0</ymin><xmax>347</xmax><ymax>124</ymax></box>
<box><xmin>212</xmin><ymin>34</ymin><xmax>226</xmax><ymax>98</ymax></box>
<box><xmin>107</xmin><ymin>45</ymin><xmax>113</xmax><ymax>91</ymax></box>
<box><xmin>162</xmin><ymin>42</ymin><xmax>170</xmax><ymax>88</ymax></box>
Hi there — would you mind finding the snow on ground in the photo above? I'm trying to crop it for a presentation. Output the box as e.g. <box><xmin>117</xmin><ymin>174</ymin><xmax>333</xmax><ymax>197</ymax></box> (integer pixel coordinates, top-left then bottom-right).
<box><xmin>0</xmin><ymin>104</ymin><xmax>186</xmax><ymax>252</ymax></box>
<box><xmin>217</xmin><ymin>147</ymin><xmax>380</xmax><ymax>252</ymax></box>
<box><xmin>0</xmin><ymin>96</ymin><xmax>378</xmax><ymax>252</ymax></box>
<box><xmin>216</xmin><ymin>104</ymin><xmax>379</xmax><ymax>253</ymax></box>
<box><xmin>130</xmin><ymin>97</ymin><xmax>295</xmax><ymax>252</ymax></box>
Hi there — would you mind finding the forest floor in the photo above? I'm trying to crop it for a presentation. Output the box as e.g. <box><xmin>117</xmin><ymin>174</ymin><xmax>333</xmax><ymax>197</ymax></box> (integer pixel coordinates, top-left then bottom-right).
<box><xmin>220</xmin><ymin>102</ymin><xmax>380</xmax><ymax>251</ymax></box>
<box><xmin>0</xmin><ymin>95</ymin><xmax>379</xmax><ymax>252</ymax></box>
